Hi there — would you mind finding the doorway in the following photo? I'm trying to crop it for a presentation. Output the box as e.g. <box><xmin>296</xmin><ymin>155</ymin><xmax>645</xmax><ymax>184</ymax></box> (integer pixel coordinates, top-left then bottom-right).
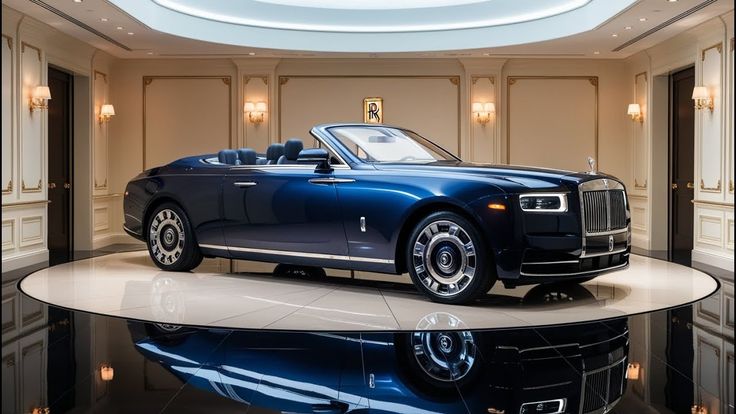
<box><xmin>669</xmin><ymin>67</ymin><xmax>695</xmax><ymax>266</ymax></box>
<box><xmin>47</xmin><ymin>67</ymin><xmax>73</xmax><ymax>265</ymax></box>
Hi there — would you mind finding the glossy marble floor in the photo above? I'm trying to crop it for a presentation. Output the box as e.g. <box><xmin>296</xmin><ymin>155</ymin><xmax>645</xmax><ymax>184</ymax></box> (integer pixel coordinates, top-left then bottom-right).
<box><xmin>1</xmin><ymin>250</ymin><xmax>733</xmax><ymax>414</ymax></box>
<box><xmin>19</xmin><ymin>251</ymin><xmax>718</xmax><ymax>331</ymax></box>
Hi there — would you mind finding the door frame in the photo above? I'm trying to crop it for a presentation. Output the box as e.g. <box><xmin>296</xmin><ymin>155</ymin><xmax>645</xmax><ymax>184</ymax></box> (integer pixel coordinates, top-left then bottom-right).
<box><xmin>47</xmin><ymin>65</ymin><xmax>75</xmax><ymax>261</ymax></box>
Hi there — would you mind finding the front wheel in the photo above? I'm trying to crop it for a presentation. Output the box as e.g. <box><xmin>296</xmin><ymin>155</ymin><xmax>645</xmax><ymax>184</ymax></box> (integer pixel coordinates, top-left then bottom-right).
<box><xmin>406</xmin><ymin>212</ymin><xmax>496</xmax><ymax>304</ymax></box>
<box><xmin>147</xmin><ymin>203</ymin><xmax>203</xmax><ymax>271</ymax></box>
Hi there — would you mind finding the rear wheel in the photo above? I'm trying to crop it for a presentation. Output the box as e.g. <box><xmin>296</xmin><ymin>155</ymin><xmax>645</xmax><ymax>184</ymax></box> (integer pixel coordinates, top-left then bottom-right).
<box><xmin>406</xmin><ymin>212</ymin><xmax>495</xmax><ymax>304</ymax></box>
<box><xmin>147</xmin><ymin>203</ymin><xmax>202</xmax><ymax>271</ymax></box>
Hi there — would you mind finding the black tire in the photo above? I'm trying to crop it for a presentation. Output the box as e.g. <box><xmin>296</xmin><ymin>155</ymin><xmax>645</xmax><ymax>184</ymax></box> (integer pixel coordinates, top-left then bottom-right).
<box><xmin>406</xmin><ymin>211</ymin><xmax>496</xmax><ymax>304</ymax></box>
<box><xmin>146</xmin><ymin>202</ymin><xmax>203</xmax><ymax>271</ymax></box>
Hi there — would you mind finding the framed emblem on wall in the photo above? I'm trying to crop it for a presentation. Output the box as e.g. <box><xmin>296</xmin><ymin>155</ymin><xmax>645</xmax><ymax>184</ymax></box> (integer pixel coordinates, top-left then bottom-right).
<box><xmin>363</xmin><ymin>97</ymin><xmax>383</xmax><ymax>124</ymax></box>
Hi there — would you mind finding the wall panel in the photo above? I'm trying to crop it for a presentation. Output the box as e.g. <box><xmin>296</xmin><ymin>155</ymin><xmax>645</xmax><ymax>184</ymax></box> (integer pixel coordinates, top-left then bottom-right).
<box><xmin>279</xmin><ymin>76</ymin><xmax>461</xmax><ymax>155</ymax></box>
<box><xmin>470</xmin><ymin>76</ymin><xmax>496</xmax><ymax>163</ymax></box>
<box><xmin>2</xmin><ymin>35</ymin><xmax>14</xmax><ymax>202</ymax></box>
<box><xmin>507</xmin><ymin>76</ymin><xmax>597</xmax><ymax>171</ymax></box>
<box><xmin>19</xmin><ymin>42</ymin><xmax>44</xmax><ymax>200</ymax></box>
<box><xmin>243</xmin><ymin>75</ymin><xmax>270</xmax><ymax>152</ymax></box>
<box><xmin>632</xmin><ymin>72</ymin><xmax>648</xmax><ymax>192</ymax></box>
<box><xmin>93</xmin><ymin>71</ymin><xmax>109</xmax><ymax>194</ymax></box>
<box><xmin>698</xmin><ymin>43</ymin><xmax>723</xmax><ymax>197</ymax></box>
<box><xmin>143</xmin><ymin>76</ymin><xmax>232</xmax><ymax>169</ymax></box>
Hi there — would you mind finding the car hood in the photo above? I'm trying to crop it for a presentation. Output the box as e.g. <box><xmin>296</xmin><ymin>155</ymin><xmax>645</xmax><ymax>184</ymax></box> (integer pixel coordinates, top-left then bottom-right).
<box><xmin>372</xmin><ymin>161</ymin><xmax>620</xmax><ymax>190</ymax></box>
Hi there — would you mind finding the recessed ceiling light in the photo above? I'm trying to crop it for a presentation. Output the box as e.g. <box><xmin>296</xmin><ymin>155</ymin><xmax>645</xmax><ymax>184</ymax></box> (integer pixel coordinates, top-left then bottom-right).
<box><xmin>483</xmin><ymin>52</ymin><xmax>491</xmax><ymax>56</ymax></box>
<box><xmin>73</xmin><ymin>0</ymin><xmax>83</xmax><ymax>3</ymax></box>
<box><xmin>147</xmin><ymin>51</ymin><xmax>154</xmax><ymax>55</ymax></box>
<box><xmin>625</xmin><ymin>26</ymin><xmax>632</xmax><ymax>30</ymax></box>
<box><xmin>248</xmin><ymin>52</ymin><xmax>256</xmax><ymax>56</ymax></box>
<box><xmin>667</xmin><ymin>0</ymin><xmax>677</xmax><ymax>2</ymax></box>
<box><xmin>639</xmin><ymin>17</ymin><xmax>647</xmax><ymax>22</ymax></box>
<box><xmin>100</xmin><ymin>18</ymin><xmax>108</xmax><ymax>22</ymax></box>
<box><xmin>612</xmin><ymin>33</ymin><xmax>618</xmax><ymax>37</ymax></box>
<box><xmin>116</xmin><ymin>26</ymin><xmax>123</xmax><ymax>30</ymax></box>
<box><xmin>127</xmin><ymin>32</ymin><xmax>134</xmax><ymax>35</ymax></box>
<box><xmin>593</xmin><ymin>51</ymin><xmax>600</xmax><ymax>55</ymax></box>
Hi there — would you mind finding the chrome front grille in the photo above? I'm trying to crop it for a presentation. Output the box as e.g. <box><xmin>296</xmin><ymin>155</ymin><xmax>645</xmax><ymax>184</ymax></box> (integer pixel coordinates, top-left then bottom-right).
<box><xmin>580</xmin><ymin>357</ymin><xmax>626</xmax><ymax>414</ymax></box>
<box><xmin>582</xmin><ymin>190</ymin><xmax>627</xmax><ymax>234</ymax></box>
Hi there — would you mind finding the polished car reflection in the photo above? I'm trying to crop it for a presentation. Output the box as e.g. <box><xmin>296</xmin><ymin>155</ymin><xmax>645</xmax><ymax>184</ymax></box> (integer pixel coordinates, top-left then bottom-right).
<box><xmin>129</xmin><ymin>316</ymin><xmax>630</xmax><ymax>414</ymax></box>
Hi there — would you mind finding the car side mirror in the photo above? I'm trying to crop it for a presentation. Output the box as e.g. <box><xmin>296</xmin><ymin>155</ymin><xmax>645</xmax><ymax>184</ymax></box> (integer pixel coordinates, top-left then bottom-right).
<box><xmin>297</xmin><ymin>148</ymin><xmax>331</xmax><ymax>171</ymax></box>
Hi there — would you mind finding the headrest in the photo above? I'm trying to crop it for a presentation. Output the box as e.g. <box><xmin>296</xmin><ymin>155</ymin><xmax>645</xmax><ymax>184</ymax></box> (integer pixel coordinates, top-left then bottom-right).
<box><xmin>266</xmin><ymin>143</ymin><xmax>285</xmax><ymax>161</ymax></box>
<box><xmin>283</xmin><ymin>139</ymin><xmax>304</xmax><ymax>160</ymax></box>
<box><xmin>237</xmin><ymin>148</ymin><xmax>257</xmax><ymax>165</ymax></box>
<box><xmin>218</xmin><ymin>149</ymin><xmax>239</xmax><ymax>165</ymax></box>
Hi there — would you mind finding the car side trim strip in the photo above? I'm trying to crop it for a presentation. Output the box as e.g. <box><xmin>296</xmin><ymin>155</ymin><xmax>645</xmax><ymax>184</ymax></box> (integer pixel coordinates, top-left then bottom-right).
<box><xmin>198</xmin><ymin>244</ymin><xmax>394</xmax><ymax>264</ymax></box>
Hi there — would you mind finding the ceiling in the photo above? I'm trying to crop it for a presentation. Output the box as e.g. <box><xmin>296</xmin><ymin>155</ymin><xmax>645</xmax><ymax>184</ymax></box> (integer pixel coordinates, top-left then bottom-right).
<box><xmin>2</xmin><ymin>0</ymin><xmax>733</xmax><ymax>58</ymax></box>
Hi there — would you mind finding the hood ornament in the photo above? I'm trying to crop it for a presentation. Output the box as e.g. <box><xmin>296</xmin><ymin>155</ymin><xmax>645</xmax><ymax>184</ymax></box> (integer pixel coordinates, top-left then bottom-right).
<box><xmin>587</xmin><ymin>156</ymin><xmax>597</xmax><ymax>174</ymax></box>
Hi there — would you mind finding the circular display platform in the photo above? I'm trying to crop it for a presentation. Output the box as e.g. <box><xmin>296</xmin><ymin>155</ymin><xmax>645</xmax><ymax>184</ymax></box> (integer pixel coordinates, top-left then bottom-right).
<box><xmin>20</xmin><ymin>251</ymin><xmax>718</xmax><ymax>331</ymax></box>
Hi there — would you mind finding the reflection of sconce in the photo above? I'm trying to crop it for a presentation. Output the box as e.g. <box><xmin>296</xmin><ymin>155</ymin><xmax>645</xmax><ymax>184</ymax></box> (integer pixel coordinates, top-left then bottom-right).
<box><xmin>100</xmin><ymin>363</ymin><xmax>114</xmax><ymax>381</ymax></box>
<box><xmin>691</xmin><ymin>404</ymin><xmax>707</xmax><ymax>414</ymax></box>
<box><xmin>31</xmin><ymin>408</ymin><xmax>50</xmax><ymax>414</ymax></box>
<box><xmin>627</xmin><ymin>103</ymin><xmax>643</xmax><ymax>123</ymax></box>
<box><xmin>99</xmin><ymin>104</ymin><xmax>115</xmax><ymax>123</ymax></box>
<box><xmin>626</xmin><ymin>362</ymin><xmax>640</xmax><ymax>380</ymax></box>
<box><xmin>30</xmin><ymin>85</ymin><xmax>51</xmax><ymax>112</ymax></box>
<box><xmin>472</xmin><ymin>102</ymin><xmax>495</xmax><ymax>125</ymax></box>
<box><xmin>691</xmin><ymin>86</ymin><xmax>713</xmax><ymax>111</ymax></box>
<box><xmin>245</xmin><ymin>101</ymin><xmax>267</xmax><ymax>124</ymax></box>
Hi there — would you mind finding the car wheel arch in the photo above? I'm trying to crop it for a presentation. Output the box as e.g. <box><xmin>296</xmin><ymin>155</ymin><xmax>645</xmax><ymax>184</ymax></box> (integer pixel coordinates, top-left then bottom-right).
<box><xmin>392</xmin><ymin>199</ymin><xmax>489</xmax><ymax>274</ymax></box>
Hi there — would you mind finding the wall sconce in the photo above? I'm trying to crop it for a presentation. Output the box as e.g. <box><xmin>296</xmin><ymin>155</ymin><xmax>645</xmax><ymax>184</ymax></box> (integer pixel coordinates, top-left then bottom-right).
<box><xmin>30</xmin><ymin>85</ymin><xmax>51</xmax><ymax>112</ymax></box>
<box><xmin>691</xmin><ymin>404</ymin><xmax>707</xmax><ymax>414</ymax></box>
<box><xmin>691</xmin><ymin>86</ymin><xmax>713</xmax><ymax>112</ymax></box>
<box><xmin>627</xmin><ymin>103</ymin><xmax>643</xmax><ymax>123</ymax></box>
<box><xmin>99</xmin><ymin>104</ymin><xmax>116</xmax><ymax>123</ymax></box>
<box><xmin>245</xmin><ymin>101</ymin><xmax>267</xmax><ymax>124</ymax></box>
<box><xmin>626</xmin><ymin>362</ymin><xmax>640</xmax><ymax>380</ymax></box>
<box><xmin>100</xmin><ymin>363</ymin><xmax>114</xmax><ymax>381</ymax></box>
<box><xmin>472</xmin><ymin>102</ymin><xmax>495</xmax><ymax>125</ymax></box>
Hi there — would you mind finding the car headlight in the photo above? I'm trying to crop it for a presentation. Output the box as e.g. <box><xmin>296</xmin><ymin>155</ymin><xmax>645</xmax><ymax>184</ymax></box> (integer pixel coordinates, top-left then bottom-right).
<box><xmin>519</xmin><ymin>193</ymin><xmax>568</xmax><ymax>212</ymax></box>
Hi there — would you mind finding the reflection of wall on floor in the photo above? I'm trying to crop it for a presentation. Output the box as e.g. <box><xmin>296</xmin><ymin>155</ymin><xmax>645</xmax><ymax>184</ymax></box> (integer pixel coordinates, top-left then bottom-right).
<box><xmin>1</xmin><ymin>5</ymin><xmax>733</xmax><ymax>273</ymax></box>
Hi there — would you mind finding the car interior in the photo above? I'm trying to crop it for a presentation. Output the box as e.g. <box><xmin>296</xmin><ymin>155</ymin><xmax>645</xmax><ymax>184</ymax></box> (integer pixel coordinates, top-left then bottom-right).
<box><xmin>208</xmin><ymin>139</ymin><xmax>305</xmax><ymax>166</ymax></box>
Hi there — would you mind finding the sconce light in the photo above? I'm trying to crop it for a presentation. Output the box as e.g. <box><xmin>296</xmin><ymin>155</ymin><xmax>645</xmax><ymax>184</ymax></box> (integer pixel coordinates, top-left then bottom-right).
<box><xmin>245</xmin><ymin>101</ymin><xmax>267</xmax><ymax>124</ymax></box>
<box><xmin>691</xmin><ymin>404</ymin><xmax>707</xmax><ymax>414</ymax></box>
<box><xmin>691</xmin><ymin>86</ymin><xmax>713</xmax><ymax>112</ymax></box>
<box><xmin>100</xmin><ymin>363</ymin><xmax>114</xmax><ymax>381</ymax></box>
<box><xmin>472</xmin><ymin>102</ymin><xmax>495</xmax><ymax>125</ymax></box>
<box><xmin>99</xmin><ymin>104</ymin><xmax>116</xmax><ymax>123</ymax></box>
<box><xmin>30</xmin><ymin>85</ymin><xmax>51</xmax><ymax>112</ymax></box>
<box><xmin>627</xmin><ymin>103</ymin><xmax>643</xmax><ymax>123</ymax></box>
<box><xmin>31</xmin><ymin>408</ymin><xmax>50</xmax><ymax>414</ymax></box>
<box><xmin>626</xmin><ymin>362</ymin><xmax>640</xmax><ymax>380</ymax></box>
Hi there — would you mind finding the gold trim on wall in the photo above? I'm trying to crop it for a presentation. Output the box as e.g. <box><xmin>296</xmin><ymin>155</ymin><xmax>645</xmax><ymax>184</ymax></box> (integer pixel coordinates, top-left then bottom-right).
<box><xmin>506</xmin><ymin>76</ymin><xmax>599</xmax><ymax>165</ymax></box>
<box><xmin>634</xmin><ymin>179</ymin><xmax>647</xmax><ymax>189</ymax></box>
<box><xmin>142</xmin><ymin>75</ymin><xmax>233</xmax><ymax>169</ymax></box>
<box><xmin>277</xmin><ymin>75</ymin><xmax>462</xmax><ymax>154</ymax></box>
<box><xmin>634</xmin><ymin>72</ymin><xmax>648</xmax><ymax>82</ymax></box>
<box><xmin>1</xmin><ymin>34</ymin><xmax>12</xmax><ymax>50</ymax></box>
<box><xmin>471</xmin><ymin>76</ymin><xmax>495</xmax><ymax>85</ymax></box>
<box><xmin>700</xmin><ymin>178</ymin><xmax>722</xmax><ymax>193</ymax></box>
<box><xmin>701</xmin><ymin>42</ymin><xmax>723</xmax><ymax>60</ymax></box>
<box><xmin>94</xmin><ymin>70</ymin><xmax>108</xmax><ymax>83</ymax></box>
<box><xmin>1</xmin><ymin>200</ymin><xmax>50</xmax><ymax>208</ymax></box>
<box><xmin>691</xmin><ymin>199</ymin><xmax>734</xmax><ymax>208</ymax></box>
<box><xmin>21</xmin><ymin>179</ymin><xmax>42</xmax><ymax>193</ymax></box>
<box><xmin>20</xmin><ymin>42</ymin><xmax>41</xmax><ymax>61</ymax></box>
<box><xmin>2</xmin><ymin>35</ymin><xmax>14</xmax><ymax>198</ymax></box>
<box><xmin>244</xmin><ymin>76</ymin><xmax>268</xmax><ymax>85</ymax></box>
<box><xmin>94</xmin><ymin>178</ymin><xmax>108</xmax><ymax>190</ymax></box>
<box><xmin>2</xmin><ymin>180</ymin><xmax>12</xmax><ymax>194</ymax></box>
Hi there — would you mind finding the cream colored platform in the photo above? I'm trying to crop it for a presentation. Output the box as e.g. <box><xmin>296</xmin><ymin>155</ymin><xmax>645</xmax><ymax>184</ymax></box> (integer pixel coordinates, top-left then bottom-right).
<box><xmin>19</xmin><ymin>251</ymin><xmax>718</xmax><ymax>331</ymax></box>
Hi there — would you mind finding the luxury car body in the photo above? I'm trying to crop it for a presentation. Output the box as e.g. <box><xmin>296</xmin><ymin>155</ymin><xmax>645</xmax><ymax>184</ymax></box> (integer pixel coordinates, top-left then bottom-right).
<box><xmin>128</xmin><ymin>314</ymin><xmax>630</xmax><ymax>414</ymax></box>
<box><xmin>124</xmin><ymin>123</ymin><xmax>631</xmax><ymax>304</ymax></box>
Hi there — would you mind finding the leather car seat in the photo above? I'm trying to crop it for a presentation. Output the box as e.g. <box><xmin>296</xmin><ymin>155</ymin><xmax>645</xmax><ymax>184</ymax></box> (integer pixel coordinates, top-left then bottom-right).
<box><xmin>264</xmin><ymin>143</ymin><xmax>285</xmax><ymax>165</ymax></box>
<box><xmin>237</xmin><ymin>148</ymin><xmax>257</xmax><ymax>165</ymax></box>
<box><xmin>277</xmin><ymin>139</ymin><xmax>304</xmax><ymax>164</ymax></box>
<box><xmin>217</xmin><ymin>149</ymin><xmax>240</xmax><ymax>165</ymax></box>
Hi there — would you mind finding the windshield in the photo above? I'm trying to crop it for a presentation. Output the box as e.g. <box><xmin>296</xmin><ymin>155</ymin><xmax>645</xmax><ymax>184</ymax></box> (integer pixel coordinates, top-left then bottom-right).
<box><xmin>327</xmin><ymin>126</ymin><xmax>458</xmax><ymax>163</ymax></box>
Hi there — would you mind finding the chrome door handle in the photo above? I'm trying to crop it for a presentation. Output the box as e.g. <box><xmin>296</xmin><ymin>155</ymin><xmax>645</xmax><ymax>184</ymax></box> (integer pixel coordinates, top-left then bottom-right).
<box><xmin>233</xmin><ymin>181</ymin><xmax>257</xmax><ymax>187</ymax></box>
<box><xmin>671</xmin><ymin>183</ymin><xmax>678</xmax><ymax>190</ymax></box>
<box><xmin>63</xmin><ymin>183</ymin><xmax>71</xmax><ymax>189</ymax></box>
<box><xmin>48</xmin><ymin>182</ymin><xmax>56</xmax><ymax>189</ymax></box>
<box><xmin>309</xmin><ymin>178</ymin><xmax>356</xmax><ymax>184</ymax></box>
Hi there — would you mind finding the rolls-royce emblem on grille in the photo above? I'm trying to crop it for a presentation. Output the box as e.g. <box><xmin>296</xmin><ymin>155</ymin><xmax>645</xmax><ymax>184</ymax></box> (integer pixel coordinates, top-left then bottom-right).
<box><xmin>608</xmin><ymin>235</ymin><xmax>614</xmax><ymax>252</ymax></box>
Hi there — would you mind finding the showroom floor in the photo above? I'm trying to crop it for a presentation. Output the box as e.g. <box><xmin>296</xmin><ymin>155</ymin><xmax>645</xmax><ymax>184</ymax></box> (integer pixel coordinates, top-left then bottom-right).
<box><xmin>2</xmin><ymin>248</ymin><xmax>733</xmax><ymax>413</ymax></box>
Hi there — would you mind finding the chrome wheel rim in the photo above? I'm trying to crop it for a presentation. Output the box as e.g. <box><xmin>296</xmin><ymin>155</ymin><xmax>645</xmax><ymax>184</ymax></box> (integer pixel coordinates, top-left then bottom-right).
<box><xmin>149</xmin><ymin>209</ymin><xmax>185</xmax><ymax>265</ymax></box>
<box><xmin>412</xmin><ymin>220</ymin><xmax>476</xmax><ymax>297</ymax></box>
<box><xmin>154</xmin><ymin>323</ymin><xmax>182</xmax><ymax>333</ymax></box>
<box><xmin>411</xmin><ymin>330</ymin><xmax>476</xmax><ymax>382</ymax></box>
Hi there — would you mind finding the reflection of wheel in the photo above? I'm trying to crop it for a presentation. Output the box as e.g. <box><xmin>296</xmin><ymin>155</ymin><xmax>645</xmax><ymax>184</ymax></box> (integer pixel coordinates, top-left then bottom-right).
<box><xmin>395</xmin><ymin>330</ymin><xmax>481</xmax><ymax>398</ymax></box>
<box><xmin>143</xmin><ymin>323</ymin><xmax>195</xmax><ymax>345</ymax></box>
<box><xmin>273</xmin><ymin>264</ymin><xmax>327</xmax><ymax>279</ymax></box>
<box><xmin>523</xmin><ymin>282</ymin><xmax>595</xmax><ymax>304</ymax></box>
<box><xmin>407</xmin><ymin>212</ymin><xmax>495</xmax><ymax>304</ymax></box>
<box><xmin>147</xmin><ymin>203</ymin><xmax>202</xmax><ymax>271</ymax></box>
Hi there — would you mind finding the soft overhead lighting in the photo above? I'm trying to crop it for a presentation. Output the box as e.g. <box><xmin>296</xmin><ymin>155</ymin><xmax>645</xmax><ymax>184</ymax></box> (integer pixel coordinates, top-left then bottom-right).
<box><xmin>627</xmin><ymin>103</ymin><xmax>643</xmax><ymax>122</ymax></box>
<box><xmin>73</xmin><ymin>0</ymin><xmax>83</xmax><ymax>3</ymax></box>
<box><xmin>127</xmin><ymin>32</ymin><xmax>135</xmax><ymax>35</ymax></box>
<box><xmin>625</xmin><ymin>26</ymin><xmax>632</xmax><ymax>30</ymax></box>
<box><xmin>245</xmin><ymin>101</ymin><xmax>267</xmax><ymax>124</ymax></box>
<box><xmin>691</xmin><ymin>86</ymin><xmax>713</xmax><ymax>112</ymax></box>
<box><xmin>100</xmin><ymin>18</ymin><xmax>108</xmax><ymax>22</ymax></box>
<box><xmin>30</xmin><ymin>85</ymin><xmax>51</xmax><ymax>112</ymax></box>
<box><xmin>472</xmin><ymin>102</ymin><xmax>495</xmax><ymax>125</ymax></box>
<box><xmin>612</xmin><ymin>33</ymin><xmax>618</xmax><ymax>37</ymax></box>
<box><xmin>593</xmin><ymin>51</ymin><xmax>600</xmax><ymax>55</ymax></box>
<box><xmin>639</xmin><ymin>17</ymin><xmax>647</xmax><ymax>21</ymax></box>
<box><xmin>116</xmin><ymin>26</ymin><xmax>123</xmax><ymax>30</ymax></box>
<box><xmin>248</xmin><ymin>52</ymin><xmax>256</xmax><ymax>56</ymax></box>
<box><xmin>99</xmin><ymin>104</ymin><xmax>115</xmax><ymax>123</ymax></box>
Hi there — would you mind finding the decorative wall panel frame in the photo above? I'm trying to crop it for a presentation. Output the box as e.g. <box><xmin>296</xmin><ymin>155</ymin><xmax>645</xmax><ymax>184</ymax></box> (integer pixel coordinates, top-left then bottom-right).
<box><xmin>19</xmin><ymin>42</ymin><xmax>44</xmax><ymax>197</ymax></box>
<box><xmin>633</xmin><ymin>72</ymin><xmax>648</xmax><ymax>190</ymax></box>
<box><xmin>19</xmin><ymin>216</ymin><xmax>43</xmax><ymax>248</ymax></box>
<box><xmin>2</xmin><ymin>34</ymin><xmax>15</xmax><ymax>197</ymax></box>
<box><xmin>698</xmin><ymin>42</ymin><xmax>723</xmax><ymax>194</ymax></box>
<box><xmin>2</xmin><ymin>219</ymin><xmax>16</xmax><ymax>251</ymax></box>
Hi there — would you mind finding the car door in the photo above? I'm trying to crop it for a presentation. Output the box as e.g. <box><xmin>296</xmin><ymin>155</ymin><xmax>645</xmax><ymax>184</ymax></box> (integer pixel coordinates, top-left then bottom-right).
<box><xmin>222</xmin><ymin>164</ymin><xmax>348</xmax><ymax>258</ymax></box>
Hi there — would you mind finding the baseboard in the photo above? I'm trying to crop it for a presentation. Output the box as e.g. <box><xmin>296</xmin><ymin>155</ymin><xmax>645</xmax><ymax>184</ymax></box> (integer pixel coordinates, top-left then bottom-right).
<box><xmin>1</xmin><ymin>249</ymin><xmax>49</xmax><ymax>273</ymax></box>
<box><xmin>692</xmin><ymin>249</ymin><xmax>735</xmax><ymax>272</ymax></box>
<box><xmin>92</xmin><ymin>233</ymin><xmax>141</xmax><ymax>250</ymax></box>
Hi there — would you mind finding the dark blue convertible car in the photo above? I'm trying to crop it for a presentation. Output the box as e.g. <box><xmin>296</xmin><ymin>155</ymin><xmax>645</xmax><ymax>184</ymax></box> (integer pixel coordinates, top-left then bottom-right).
<box><xmin>124</xmin><ymin>123</ymin><xmax>630</xmax><ymax>304</ymax></box>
